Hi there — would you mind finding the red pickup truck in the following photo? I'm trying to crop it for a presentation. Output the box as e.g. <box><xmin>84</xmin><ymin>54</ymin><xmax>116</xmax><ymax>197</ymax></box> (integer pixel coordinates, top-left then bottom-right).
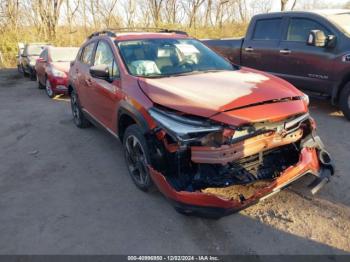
<box><xmin>203</xmin><ymin>10</ymin><xmax>350</xmax><ymax>120</ymax></box>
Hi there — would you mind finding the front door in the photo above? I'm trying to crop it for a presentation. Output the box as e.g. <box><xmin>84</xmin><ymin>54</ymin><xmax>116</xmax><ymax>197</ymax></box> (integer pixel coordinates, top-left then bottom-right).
<box><xmin>89</xmin><ymin>40</ymin><xmax>121</xmax><ymax>129</ymax></box>
<box><xmin>75</xmin><ymin>41</ymin><xmax>96</xmax><ymax>109</ymax></box>
<box><xmin>278</xmin><ymin>17</ymin><xmax>335</xmax><ymax>94</ymax></box>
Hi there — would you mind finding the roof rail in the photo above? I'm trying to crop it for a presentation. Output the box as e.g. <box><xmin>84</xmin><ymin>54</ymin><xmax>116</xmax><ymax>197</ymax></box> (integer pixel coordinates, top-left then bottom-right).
<box><xmin>158</xmin><ymin>29</ymin><xmax>188</xmax><ymax>35</ymax></box>
<box><xmin>87</xmin><ymin>30</ymin><xmax>116</xmax><ymax>39</ymax></box>
<box><xmin>106</xmin><ymin>27</ymin><xmax>188</xmax><ymax>36</ymax></box>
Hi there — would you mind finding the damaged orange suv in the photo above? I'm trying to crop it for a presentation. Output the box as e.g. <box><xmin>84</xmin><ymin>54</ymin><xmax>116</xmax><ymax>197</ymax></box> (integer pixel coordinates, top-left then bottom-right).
<box><xmin>68</xmin><ymin>29</ymin><xmax>334</xmax><ymax>218</ymax></box>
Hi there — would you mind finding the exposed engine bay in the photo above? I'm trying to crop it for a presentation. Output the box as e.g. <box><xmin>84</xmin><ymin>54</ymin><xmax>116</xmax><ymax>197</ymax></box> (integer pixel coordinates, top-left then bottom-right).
<box><xmin>147</xmin><ymin>107</ymin><xmax>330</xmax><ymax>202</ymax></box>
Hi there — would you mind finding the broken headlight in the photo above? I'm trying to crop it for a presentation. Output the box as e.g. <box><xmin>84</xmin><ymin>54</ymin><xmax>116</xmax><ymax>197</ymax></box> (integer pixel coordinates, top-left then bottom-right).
<box><xmin>148</xmin><ymin>107</ymin><xmax>223</xmax><ymax>142</ymax></box>
<box><xmin>302</xmin><ymin>94</ymin><xmax>310</xmax><ymax>106</ymax></box>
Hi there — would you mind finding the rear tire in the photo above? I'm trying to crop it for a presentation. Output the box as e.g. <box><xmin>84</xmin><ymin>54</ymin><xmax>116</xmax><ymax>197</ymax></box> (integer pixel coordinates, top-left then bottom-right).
<box><xmin>123</xmin><ymin>124</ymin><xmax>155</xmax><ymax>192</ymax></box>
<box><xmin>23</xmin><ymin>66</ymin><xmax>29</xmax><ymax>77</ymax></box>
<box><xmin>30</xmin><ymin>69</ymin><xmax>36</xmax><ymax>81</ymax></box>
<box><xmin>70</xmin><ymin>89</ymin><xmax>91</xmax><ymax>128</ymax></box>
<box><xmin>37</xmin><ymin>75</ymin><xmax>44</xmax><ymax>89</ymax></box>
<box><xmin>339</xmin><ymin>83</ymin><xmax>350</xmax><ymax>120</ymax></box>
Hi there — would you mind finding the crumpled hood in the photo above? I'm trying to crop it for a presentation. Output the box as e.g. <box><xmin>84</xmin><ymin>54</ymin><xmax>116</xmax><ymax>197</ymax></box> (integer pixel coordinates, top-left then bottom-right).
<box><xmin>139</xmin><ymin>68</ymin><xmax>305</xmax><ymax>118</ymax></box>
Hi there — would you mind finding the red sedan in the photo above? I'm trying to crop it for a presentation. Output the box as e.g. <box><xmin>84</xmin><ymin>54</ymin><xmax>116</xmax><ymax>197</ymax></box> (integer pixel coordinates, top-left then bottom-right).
<box><xmin>35</xmin><ymin>46</ymin><xmax>79</xmax><ymax>98</ymax></box>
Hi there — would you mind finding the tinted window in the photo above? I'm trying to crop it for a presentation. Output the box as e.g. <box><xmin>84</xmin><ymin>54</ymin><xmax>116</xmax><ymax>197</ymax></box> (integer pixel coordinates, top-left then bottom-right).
<box><xmin>80</xmin><ymin>42</ymin><xmax>95</xmax><ymax>65</ymax></box>
<box><xmin>253</xmin><ymin>19</ymin><xmax>282</xmax><ymax>40</ymax></box>
<box><xmin>287</xmin><ymin>18</ymin><xmax>330</xmax><ymax>42</ymax></box>
<box><xmin>40</xmin><ymin>49</ymin><xmax>48</xmax><ymax>60</ymax></box>
<box><xmin>94</xmin><ymin>41</ymin><xmax>119</xmax><ymax>78</ymax></box>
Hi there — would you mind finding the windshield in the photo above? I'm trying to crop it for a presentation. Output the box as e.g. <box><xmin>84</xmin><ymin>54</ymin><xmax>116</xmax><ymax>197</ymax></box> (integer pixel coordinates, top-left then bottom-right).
<box><xmin>50</xmin><ymin>47</ymin><xmax>79</xmax><ymax>62</ymax></box>
<box><xmin>27</xmin><ymin>45</ymin><xmax>45</xmax><ymax>56</ymax></box>
<box><xmin>328</xmin><ymin>13</ymin><xmax>350</xmax><ymax>36</ymax></box>
<box><xmin>117</xmin><ymin>38</ymin><xmax>235</xmax><ymax>77</ymax></box>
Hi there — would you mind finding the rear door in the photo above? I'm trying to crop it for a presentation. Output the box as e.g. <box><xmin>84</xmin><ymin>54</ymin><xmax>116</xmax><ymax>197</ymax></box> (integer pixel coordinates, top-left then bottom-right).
<box><xmin>89</xmin><ymin>40</ymin><xmax>121</xmax><ymax>129</ymax></box>
<box><xmin>241</xmin><ymin>16</ymin><xmax>286</xmax><ymax>74</ymax></box>
<box><xmin>278</xmin><ymin>17</ymin><xmax>335</xmax><ymax>94</ymax></box>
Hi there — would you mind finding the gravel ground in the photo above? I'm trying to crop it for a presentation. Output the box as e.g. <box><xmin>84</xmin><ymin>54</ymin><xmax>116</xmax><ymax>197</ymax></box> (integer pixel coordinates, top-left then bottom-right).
<box><xmin>0</xmin><ymin>68</ymin><xmax>349</xmax><ymax>255</ymax></box>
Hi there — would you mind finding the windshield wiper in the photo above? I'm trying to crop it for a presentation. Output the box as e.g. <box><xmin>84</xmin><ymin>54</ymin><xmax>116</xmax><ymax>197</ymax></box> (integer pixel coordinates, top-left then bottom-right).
<box><xmin>167</xmin><ymin>69</ymin><xmax>231</xmax><ymax>77</ymax></box>
<box><xmin>138</xmin><ymin>69</ymin><xmax>232</xmax><ymax>79</ymax></box>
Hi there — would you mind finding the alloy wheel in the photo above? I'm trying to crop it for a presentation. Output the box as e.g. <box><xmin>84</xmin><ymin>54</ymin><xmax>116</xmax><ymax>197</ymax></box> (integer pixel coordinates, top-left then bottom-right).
<box><xmin>46</xmin><ymin>79</ymin><xmax>54</xmax><ymax>97</ymax></box>
<box><xmin>70</xmin><ymin>92</ymin><xmax>81</xmax><ymax>125</ymax></box>
<box><xmin>125</xmin><ymin>135</ymin><xmax>149</xmax><ymax>186</ymax></box>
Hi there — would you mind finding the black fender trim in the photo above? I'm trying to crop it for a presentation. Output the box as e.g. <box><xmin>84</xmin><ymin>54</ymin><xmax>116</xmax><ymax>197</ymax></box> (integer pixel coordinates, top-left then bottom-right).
<box><xmin>117</xmin><ymin>100</ymin><xmax>151</xmax><ymax>136</ymax></box>
<box><xmin>67</xmin><ymin>81</ymin><xmax>76</xmax><ymax>96</ymax></box>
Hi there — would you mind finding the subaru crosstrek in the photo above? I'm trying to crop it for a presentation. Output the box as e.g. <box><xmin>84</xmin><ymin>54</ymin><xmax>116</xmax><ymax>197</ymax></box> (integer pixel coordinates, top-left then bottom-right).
<box><xmin>68</xmin><ymin>30</ymin><xmax>334</xmax><ymax>218</ymax></box>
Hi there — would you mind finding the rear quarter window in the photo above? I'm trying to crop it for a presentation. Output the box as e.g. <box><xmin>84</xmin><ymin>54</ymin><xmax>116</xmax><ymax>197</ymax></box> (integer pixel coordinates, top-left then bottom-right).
<box><xmin>253</xmin><ymin>18</ymin><xmax>282</xmax><ymax>40</ymax></box>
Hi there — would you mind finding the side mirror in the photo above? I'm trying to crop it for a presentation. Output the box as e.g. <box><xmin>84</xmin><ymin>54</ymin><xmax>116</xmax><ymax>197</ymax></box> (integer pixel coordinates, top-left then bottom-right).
<box><xmin>307</xmin><ymin>30</ymin><xmax>327</xmax><ymax>47</ymax></box>
<box><xmin>90</xmin><ymin>64</ymin><xmax>110</xmax><ymax>80</ymax></box>
<box><xmin>326</xmin><ymin>35</ymin><xmax>337</xmax><ymax>48</ymax></box>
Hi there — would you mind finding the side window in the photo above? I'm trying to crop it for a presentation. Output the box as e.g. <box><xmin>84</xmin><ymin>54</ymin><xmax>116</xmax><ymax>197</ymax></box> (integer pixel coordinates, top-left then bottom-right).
<box><xmin>80</xmin><ymin>42</ymin><xmax>95</xmax><ymax>65</ymax></box>
<box><xmin>94</xmin><ymin>41</ymin><xmax>120</xmax><ymax>78</ymax></box>
<box><xmin>287</xmin><ymin>18</ymin><xmax>330</xmax><ymax>42</ymax></box>
<box><xmin>253</xmin><ymin>18</ymin><xmax>282</xmax><ymax>40</ymax></box>
<box><xmin>39</xmin><ymin>49</ymin><xmax>45</xmax><ymax>59</ymax></box>
<box><xmin>40</xmin><ymin>49</ymin><xmax>48</xmax><ymax>61</ymax></box>
<box><xmin>44</xmin><ymin>50</ymin><xmax>49</xmax><ymax>61</ymax></box>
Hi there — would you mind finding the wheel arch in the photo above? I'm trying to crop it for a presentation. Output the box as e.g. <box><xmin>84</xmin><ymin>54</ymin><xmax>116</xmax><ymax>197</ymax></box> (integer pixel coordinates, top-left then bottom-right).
<box><xmin>333</xmin><ymin>72</ymin><xmax>350</xmax><ymax>104</ymax></box>
<box><xmin>67</xmin><ymin>82</ymin><xmax>76</xmax><ymax>97</ymax></box>
<box><xmin>117</xmin><ymin>101</ymin><xmax>151</xmax><ymax>141</ymax></box>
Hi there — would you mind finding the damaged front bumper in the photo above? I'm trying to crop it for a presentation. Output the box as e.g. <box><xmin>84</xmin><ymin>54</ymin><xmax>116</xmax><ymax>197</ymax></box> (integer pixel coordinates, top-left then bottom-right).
<box><xmin>148</xmin><ymin>135</ymin><xmax>334</xmax><ymax>218</ymax></box>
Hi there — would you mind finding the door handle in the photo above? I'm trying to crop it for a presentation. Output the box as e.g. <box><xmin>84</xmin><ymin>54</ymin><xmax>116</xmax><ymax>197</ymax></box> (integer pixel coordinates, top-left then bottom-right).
<box><xmin>280</xmin><ymin>49</ymin><xmax>291</xmax><ymax>55</ymax></box>
<box><xmin>85</xmin><ymin>78</ymin><xmax>93</xmax><ymax>86</ymax></box>
<box><xmin>245</xmin><ymin>47</ymin><xmax>254</xmax><ymax>52</ymax></box>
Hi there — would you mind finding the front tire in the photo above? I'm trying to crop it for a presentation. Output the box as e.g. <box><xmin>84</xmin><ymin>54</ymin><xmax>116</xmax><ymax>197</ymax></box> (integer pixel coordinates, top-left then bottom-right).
<box><xmin>123</xmin><ymin>124</ymin><xmax>154</xmax><ymax>191</ymax></box>
<box><xmin>70</xmin><ymin>89</ymin><xmax>91</xmax><ymax>128</ymax></box>
<box><xmin>339</xmin><ymin>83</ymin><xmax>350</xmax><ymax>121</ymax></box>
<box><xmin>45</xmin><ymin>79</ymin><xmax>55</xmax><ymax>98</ymax></box>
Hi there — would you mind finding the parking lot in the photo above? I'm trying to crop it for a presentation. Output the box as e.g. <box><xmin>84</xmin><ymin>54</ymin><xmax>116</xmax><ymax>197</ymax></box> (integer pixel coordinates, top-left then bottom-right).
<box><xmin>0</xmin><ymin>68</ymin><xmax>349</xmax><ymax>255</ymax></box>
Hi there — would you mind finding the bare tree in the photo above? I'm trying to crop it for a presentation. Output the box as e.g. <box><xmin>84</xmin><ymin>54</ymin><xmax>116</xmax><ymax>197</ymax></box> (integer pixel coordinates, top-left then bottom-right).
<box><xmin>250</xmin><ymin>0</ymin><xmax>272</xmax><ymax>16</ymax></box>
<box><xmin>281</xmin><ymin>0</ymin><xmax>297</xmax><ymax>11</ymax></box>
<box><xmin>65</xmin><ymin>0</ymin><xmax>79</xmax><ymax>44</ymax></box>
<box><xmin>148</xmin><ymin>0</ymin><xmax>164</xmax><ymax>27</ymax></box>
<box><xmin>237</xmin><ymin>0</ymin><xmax>248</xmax><ymax>22</ymax></box>
<box><xmin>164</xmin><ymin>0</ymin><xmax>181</xmax><ymax>24</ymax></box>
<box><xmin>99</xmin><ymin>0</ymin><xmax>119</xmax><ymax>28</ymax></box>
<box><xmin>345</xmin><ymin>0</ymin><xmax>350</xmax><ymax>8</ymax></box>
<box><xmin>182</xmin><ymin>0</ymin><xmax>205</xmax><ymax>28</ymax></box>
<box><xmin>32</xmin><ymin>0</ymin><xmax>63</xmax><ymax>40</ymax></box>
<box><xmin>123</xmin><ymin>0</ymin><xmax>137</xmax><ymax>27</ymax></box>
